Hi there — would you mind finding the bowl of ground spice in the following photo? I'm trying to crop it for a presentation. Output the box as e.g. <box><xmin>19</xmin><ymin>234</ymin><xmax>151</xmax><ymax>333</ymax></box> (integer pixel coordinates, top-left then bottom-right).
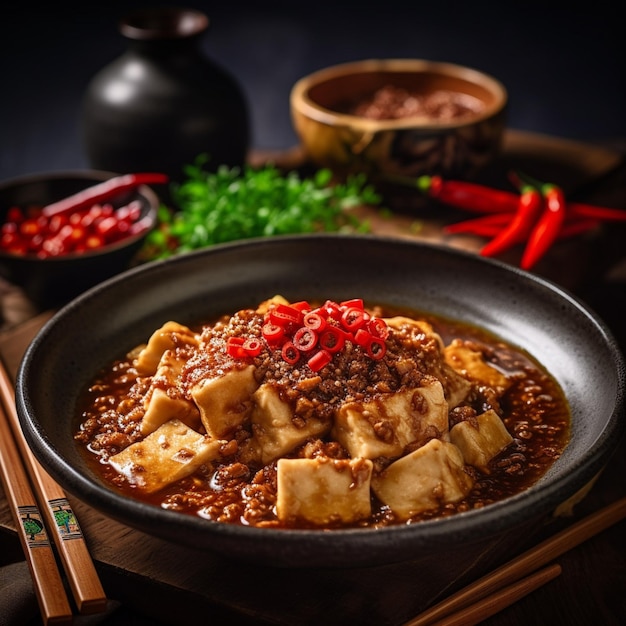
<box><xmin>290</xmin><ymin>58</ymin><xmax>507</xmax><ymax>181</ymax></box>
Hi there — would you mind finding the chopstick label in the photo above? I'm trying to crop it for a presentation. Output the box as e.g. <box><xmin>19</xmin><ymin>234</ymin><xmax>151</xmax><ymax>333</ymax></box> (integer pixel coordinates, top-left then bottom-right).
<box><xmin>48</xmin><ymin>498</ymin><xmax>84</xmax><ymax>540</ymax></box>
<box><xmin>17</xmin><ymin>505</ymin><xmax>51</xmax><ymax>548</ymax></box>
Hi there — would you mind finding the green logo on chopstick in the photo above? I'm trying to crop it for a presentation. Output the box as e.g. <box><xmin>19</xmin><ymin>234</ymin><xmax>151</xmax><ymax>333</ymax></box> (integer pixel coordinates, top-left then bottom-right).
<box><xmin>49</xmin><ymin>498</ymin><xmax>84</xmax><ymax>540</ymax></box>
<box><xmin>18</xmin><ymin>506</ymin><xmax>50</xmax><ymax>547</ymax></box>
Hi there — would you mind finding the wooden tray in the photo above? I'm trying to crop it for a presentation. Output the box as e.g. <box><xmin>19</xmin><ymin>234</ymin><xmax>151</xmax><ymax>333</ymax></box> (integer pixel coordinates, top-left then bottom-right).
<box><xmin>1</xmin><ymin>130</ymin><xmax>625</xmax><ymax>625</ymax></box>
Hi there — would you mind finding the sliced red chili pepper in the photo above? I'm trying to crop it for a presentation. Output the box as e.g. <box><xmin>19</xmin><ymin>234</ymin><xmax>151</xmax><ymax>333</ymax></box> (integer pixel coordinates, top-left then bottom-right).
<box><xmin>116</xmin><ymin>201</ymin><xmax>143</xmax><ymax>223</ymax></box>
<box><xmin>281</xmin><ymin>341</ymin><xmax>300</xmax><ymax>365</ymax></box>
<box><xmin>323</xmin><ymin>300</ymin><xmax>343</xmax><ymax>321</ymax></box>
<box><xmin>262</xmin><ymin>323</ymin><xmax>284</xmax><ymax>344</ymax></box>
<box><xmin>6</xmin><ymin>206</ymin><xmax>24</xmax><ymax>223</ymax></box>
<box><xmin>243</xmin><ymin>338</ymin><xmax>263</xmax><ymax>357</ymax></box>
<box><xmin>96</xmin><ymin>216</ymin><xmax>120</xmax><ymax>240</ymax></box>
<box><xmin>366</xmin><ymin>337</ymin><xmax>387</xmax><ymax>360</ymax></box>
<box><xmin>319</xmin><ymin>327</ymin><xmax>346</xmax><ymax>353</ymax></box>
<box><xmin>367</xmin><ymin>317</ymin><xmax>389</xmax><ymax>340</ymax></box>
<box><xmin>226</xmin><ymin>336</ymin><xmax>247</xmax><ymax>358</ymax></box>
<box><xmin>308</xmin><ymin>349</ymin><xmax>332</xmax><ymax>372</ymax></box>
<box><xmin>290</xmin><ymin>300</ymin><xmax>311</xmax><ymax>312</ymax></box>
<box><xmin>42</xmin><ymin>173</ymin><xmax>169</xmax><ymax>218</ymax></box>
<box><xmin>293</xmin><ymin>327</ymin><xmax>318</xmax><ymax>352</ymax></box>
<box><xmin>129</xmin><ymin>216</ymin><xmax>154</xmax><ymax>236</ymax></box>
<box><xmin>83</xmin><ymin>234</ymin><xmax>106</xmax><ymax>250</ymax></box>
<box><xmin>303</xmin><ymin>311</ymin><xmax>326</xmax><ymax>332</ymax></box>
<box><xmin>481</xmin><ymin>184</ymin><xmax>543</xmax><ymax>257</ymax></box>
<box><xmin>520</xmin><ymin>184</ymin><xmax>567</xmax><ymax>270</ymax></box>
<box><xmin>353</xmin><ymin>328</ymin><xmax>371</xmax><ymax>347</ymax></box>
<box><xmin>340</xmin><ymin>298</ymin><xmax>364</xmax><ymax>310</ymax></box>
<box><xmin>269</xmin><ymin>303</ymin><xmax>303</xmax><ymax>327</ymax></box>
<box><xmin>341</xmin><ymin>306</ymin><xmax>367</xmax><ymax>331</ymax></box>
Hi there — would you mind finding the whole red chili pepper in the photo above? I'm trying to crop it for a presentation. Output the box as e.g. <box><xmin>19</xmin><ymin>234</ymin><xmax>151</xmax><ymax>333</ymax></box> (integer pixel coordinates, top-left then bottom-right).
<box><xmin>481</xmin><ymin>184</ymin><xmax>543</xmax><ymax>258</ymax></box>
<box><xmin>568</xmin><ymin>202</ymin><xmax>626</xmax><ymax>222</ymax></box>
<box><xmin>417</xmin><ymin>175</ymin><xmax>520</xmax><ymax>214</ymax></box>
<box><xmin>558</xmin><ymin>218</ymin><xmax>600</xmax><ymax>238</ymax></box>
<box><xmin>444</xmin><ymin>213</ymin><xmax>511</xmax><ymax>237</ymax></box>
<box><xmin>520</xmin><ymin>183</ymin><xmax>567</xmax><ymax>270</ymax></box>
<box><xmin>42</xmin><ymin>173</ymin><xmax>169</xmax><ymax>218</ymax></box>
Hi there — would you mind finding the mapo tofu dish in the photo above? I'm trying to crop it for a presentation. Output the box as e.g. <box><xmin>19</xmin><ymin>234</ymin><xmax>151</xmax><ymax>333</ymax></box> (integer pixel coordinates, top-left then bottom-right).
<box><xmin>75</xmin><ymin>296</ymin><xmax>570</xmax><ymax>529</ymax></box>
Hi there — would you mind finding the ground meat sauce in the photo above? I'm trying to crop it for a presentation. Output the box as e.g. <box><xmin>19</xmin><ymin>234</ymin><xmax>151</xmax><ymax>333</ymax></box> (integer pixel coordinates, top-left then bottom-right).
<box><xmin>74</xmin><ymin>301</ymin><xmax>570</xmax><ymax>529</ymax></box>
<box><xmin>345</xmin><ymin>85</ymin><xmax>485</xmax><ymax>122</ymax></box>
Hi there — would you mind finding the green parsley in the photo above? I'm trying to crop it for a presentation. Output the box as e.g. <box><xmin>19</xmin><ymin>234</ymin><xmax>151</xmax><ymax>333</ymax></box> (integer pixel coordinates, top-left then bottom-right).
<box><xmin>141</xmin><ymin>157</ymin><xmax>379</xmax><ymax>260</ymax></box>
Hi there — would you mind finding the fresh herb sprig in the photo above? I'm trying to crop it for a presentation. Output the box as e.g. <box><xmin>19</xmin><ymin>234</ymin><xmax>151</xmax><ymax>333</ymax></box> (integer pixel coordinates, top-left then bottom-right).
<box><xmin>142</xmin><ymin>157</ymin><xmax>379</xmax><ymax>260</ymax></box>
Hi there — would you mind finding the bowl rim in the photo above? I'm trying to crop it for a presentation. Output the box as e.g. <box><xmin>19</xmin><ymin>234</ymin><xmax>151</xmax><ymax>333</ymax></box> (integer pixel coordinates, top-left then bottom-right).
<box><xmin>290</xmin><ymin>58</ymin><xmax>508</xmax><ymax>131</ymax></box>
<box><xmin>0</xmin><ymin>169</ymin><xmax>159</xmax><ymax>262</ymax></box>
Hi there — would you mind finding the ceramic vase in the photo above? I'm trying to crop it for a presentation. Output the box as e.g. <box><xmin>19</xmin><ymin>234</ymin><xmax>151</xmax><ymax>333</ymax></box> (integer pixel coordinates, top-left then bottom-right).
<box><xmin>81</xmin><ymin>7</ymin><xmax>250</xmax><ymax>182</ymax></box>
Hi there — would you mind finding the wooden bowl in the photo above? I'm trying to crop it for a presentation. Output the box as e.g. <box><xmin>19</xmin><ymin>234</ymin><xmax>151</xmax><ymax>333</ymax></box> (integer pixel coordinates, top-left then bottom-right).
<box><xmin>290</xmin><ymin>59</ymin><xmax>508</xmax><ymax>180</ymax></box>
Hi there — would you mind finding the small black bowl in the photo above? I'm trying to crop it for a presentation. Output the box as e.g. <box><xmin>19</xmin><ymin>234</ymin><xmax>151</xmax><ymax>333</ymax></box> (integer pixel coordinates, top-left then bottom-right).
<box><xmin>15</xmin><ymin>234</ymin><xmax>625</xmax><ymax>572</ymax></box>
<box><xmin>0</xmin><ymin>170</ymin><xmax>159</xmax><ymax>309</ymax></box>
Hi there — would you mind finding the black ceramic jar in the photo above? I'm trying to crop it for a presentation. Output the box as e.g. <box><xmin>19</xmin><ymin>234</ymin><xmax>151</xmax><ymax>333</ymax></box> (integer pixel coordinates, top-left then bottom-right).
<box><xmin>81</xmin><ymin>7</ymin><xmax>250</xmax><ymax>183</ymax></box>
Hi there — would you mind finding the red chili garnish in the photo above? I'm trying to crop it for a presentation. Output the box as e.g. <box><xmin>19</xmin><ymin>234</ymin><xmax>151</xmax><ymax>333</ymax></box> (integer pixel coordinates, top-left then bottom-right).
<box><xmin>341</xmin><ymin>306</ymin><xmax>367</xmax><ymax>331</ymax></box>
<box><xmin>242</xmin><ymin>338</ymin><xmax>263</xmax><ymax>357</ymax></box>
<box><xmin>308</xmin><ymin>349</ymin><xmax>332</xmax><ymax>372</ymax></box>
<box><xmin>293</xmin><ymin>327</ymin><xmax>318</xmax><ymax>352</ymax></box>
<box><xmin>353</xmin><ymin>328</ymin><xmax>371</xmax><ymax>347</ymax></box>
<box><xmin>269</xmin><ymin>303</ymin><xmax>303</xmax><ymax>327</ymax></box>
<box><xmin>262</xmin><ymin>323</ymin><xmax>284</xmax><ymax>344</ymax></box>
<box><xmin>281</xmin><ymin>341</ymin><xmax>300</xmax><ymax>365</ymax></box>
<box><xmin>367</xmin><ymin>317</ymin><xmax>389</xmax><ymax>340</ymax></box>
<box><xmin>319</xmin><ymin>327</ymin><xmax>346</xmax><ymax>353</ymax></box>
<box><xmin>323</xmin><ymin>300</ymin><xmax>343</xmax><ymax>321</ymax></box>
<box><xmin>303</xmin><ymin>311</ymin><xmax>326</xmax><ymax>332</ymax></box>
<box><xmin>226</xmin><ymin>336</ymin><xmax>246</xmax><ymax>358</ymax></box>
<box><xmin>1</xmin><ymin>187</ymin><xmax>158</xmax><ymax>259</ymax></box>
<box><xmin>41</xmin><ymin>173</ymin><xmax>169</xmax><ymax>218</ymax></box>
<box><xmin>366</xmin><ymin>337</ymin><xmax>387</xmax><ymax>360</ymax></box>
<box><xmin>228</xmin><ymin>299</ymin><xmax>390</xmax><ymax>369</ymax></box>
<box><xmin>340</xmin><ymin>298</ymin><xmax>364</xmax><ymax>310</ymax></box>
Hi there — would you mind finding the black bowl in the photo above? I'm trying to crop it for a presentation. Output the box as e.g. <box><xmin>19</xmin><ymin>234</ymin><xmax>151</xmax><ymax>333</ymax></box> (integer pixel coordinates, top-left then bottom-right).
<box><xmin>15</xmin><ymin>234</ymin><xmax>625</xmax><ymax>568</ymax></box>
<box><xmin>0</xmin><ymin>170</ymin><xmax>159</xmax><ymax>309</ymax></box>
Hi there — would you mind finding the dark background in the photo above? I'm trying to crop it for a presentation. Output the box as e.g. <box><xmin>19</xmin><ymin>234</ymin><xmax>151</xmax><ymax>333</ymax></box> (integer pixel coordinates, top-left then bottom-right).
<box><xmin>1</xmin><ymin>0</ymin><xmax>625</xmax><ymax>181</ymax></box>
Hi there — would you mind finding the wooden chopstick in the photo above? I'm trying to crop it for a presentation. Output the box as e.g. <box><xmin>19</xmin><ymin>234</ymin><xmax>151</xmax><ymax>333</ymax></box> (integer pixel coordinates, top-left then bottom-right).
<box><xmin>0</xmin><ymin>401</ymin><xmax>73</xmax><ymax>624</ymax></box>
<box><xmin>428</xmin><ymin>563</ymin><xmax>562</xmax><ymax>626</ymax></box>
<box><xmin>0</xmin><ymin>356</ymin><xmax>108</xmax><ymax>615</ymax></box>
<box><xmin>405</xmin><ymin>495</ymin><xmax>626</xmax><ymax>626</ymax></box>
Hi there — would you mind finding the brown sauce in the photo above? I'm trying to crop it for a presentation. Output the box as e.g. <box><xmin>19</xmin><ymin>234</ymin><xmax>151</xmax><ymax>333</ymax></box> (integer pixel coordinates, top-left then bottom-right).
<box><xmin>74</xmin><ymin>303</ymin><xmax>570</xmax><ymax>529</ymax></box>
<box><xmin>344</xmin><ymin>85</ymin><xmax>485</xmax><ymax>121</ymax></box>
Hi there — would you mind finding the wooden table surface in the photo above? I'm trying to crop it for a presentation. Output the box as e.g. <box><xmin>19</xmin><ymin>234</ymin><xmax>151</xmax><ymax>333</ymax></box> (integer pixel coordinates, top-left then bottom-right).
<box><xmin>1</xmin><ymin>130</ymin><xmax>625</xmax><ymax>625</ymax></box>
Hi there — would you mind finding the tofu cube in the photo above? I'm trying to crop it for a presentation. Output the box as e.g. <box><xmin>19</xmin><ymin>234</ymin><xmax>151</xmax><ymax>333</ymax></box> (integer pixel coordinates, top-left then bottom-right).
<box><xmin>140</xmin><ymin>349</ymin><xmax>200</xmax><ymax>436</ymax></box>
<box><xmin>450</xmin><ymin>408</ymin><xmax>514</xmax><ymax>472</ymax></box>
<box><xmin>384</xmin><ymin>316</ymin><xmax>471</xmax><ymax>407</ymax></box>
<box><xmin>332</xmin><ymin>379</ymin><xmax>448</xmax><ymax>460</ymax></box>
<box><xmin>444</xmin><ymin>339</ymin><xmax>510</xmax><ymax>392</ymax></box>
<box><xmin>134</xmin><ymin>321</ymin><xmax>199</xmax><ymax>375</ymax></box>
<box><xmin>371</xmin><ymin>439</ymin><xmax>473</xmax><ymax>519</ymax></box>
<box><xmin>242</xmin><ymin>384</ymin><xmax>330</xmax><ymax>464</ymax></box>
<box><xmin>109</xmin><ymin>419</ymin><xmax>223</xmax><ymax>493</ymax></box>
<box><xmin>276</xmin><ymin>457</ymin><xmax>373</xmax><ymax>525</ymax></box>
<box><xmin>191</xmin><ymin>365</ymin><xmax>259</xmax><ymax>438</ymax></box>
